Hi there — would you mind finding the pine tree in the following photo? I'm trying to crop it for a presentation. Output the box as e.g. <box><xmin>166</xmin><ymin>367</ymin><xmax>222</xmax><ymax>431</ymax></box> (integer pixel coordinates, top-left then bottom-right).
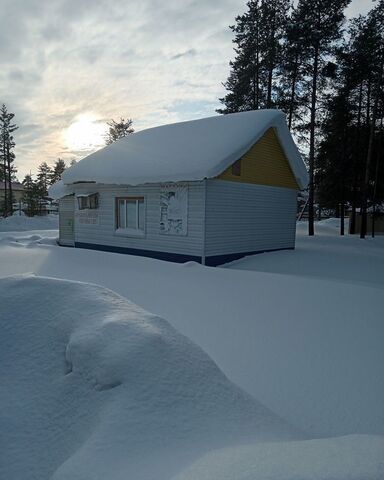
<box><xmin>341</xmin><ymin>16</ymin><xmax>372</xmax><ymax>233</ymax></box>
<box><xmin>359</xmin><ymin>1</ymin><xmax>384</xmax><ymax>238</ymax></box>
<box><xmin>218</xmin><ymin>0</ymin><xmax>290</xmax><ymax>113</ymax></box>
<box><xmin>317</xmin><ymin>90</ymin><xmax>355</xmax><ymax>234</ymax></box>
<box><xmin>49</xmin><ymin>158</ymin><xmax>66</xmax><ymax>185</ymax></box>
<box><xmin>36</xmin><ymin>162</ymin><xmax>52</xmax><ymax>205</ymax></box>
<box><xmin>0</xmin><ymin>104</ymin><xmax>18</xmax><ymax>216</ymax></box>
<box><xmin>22</xmin><ymin>174</ymin><xmax>39</xmax><ymax>216</ymax></box>
<box><xmin>261</xmin><ymin>0</ymin><xmax>290</xmax><ymax>107</ymax></box>
<box><xmin>278</xmin><ymin>5</ymin><xmax>310</xmax><ymax>132</ymax></box>
<box><xmin>316</xmin><ymin>3</ymin><xmax>384</xmax><ymax>236</ymax></box>
<box><xmin>105</xmin><ymin>118</ymin><xmax>134</xmax><ymax>145</ymax></box>
<box><xmin>293</xmin><ymin>0</ymin><xmax>351</xmax><ymax>236</ymax></box>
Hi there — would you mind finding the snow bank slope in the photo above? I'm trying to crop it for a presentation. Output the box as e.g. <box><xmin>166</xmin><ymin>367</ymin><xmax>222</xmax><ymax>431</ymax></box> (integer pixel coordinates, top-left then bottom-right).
<box><xmin>0</xmin><ymin>213</ymin><xmax>58</xmax><ymax>232</ymax></box>
<box><xmin>0</xmin><ymin>275</ymin><xmax>297</xmax><ymax>480</ymax></box>
<box><xmin>174</xmin><ymin>435</ymin><xmax>384</xmax><ymax>480</ymax></box>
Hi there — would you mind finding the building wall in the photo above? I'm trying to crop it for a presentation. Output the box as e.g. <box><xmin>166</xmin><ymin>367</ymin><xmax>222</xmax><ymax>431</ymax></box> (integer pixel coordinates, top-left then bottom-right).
<box><xmin>59</xmin><ymin>195</ymin><xmax>75</xmax><ymax>246</ymax></box>
<box><xmin>72</xmin><ymin>182</ymin><xmax>205</xmax><ymax>261</ymax></box>
<box><xmin>204</xmin><ymin>179</ymin><xmax>297</xmax><ymax>264</ymax></box>
<box><xmin>218</xmin><ymin>127</ymin><xmax>299</xmax><ymax>190</ymax></box>
<box><xmin>63</xmin><ymin>127</ymin><xmax>301</xmax><ymax>264</ymax></box>
<box><xmin>0</xmin><ymin>188</ymin><xmax>24</xmax><ymax>204</ymax></box>
<box><xmin>352</xmin><ymin>213</ymin><xmax>384</xmax><ymax>235</ymax></box>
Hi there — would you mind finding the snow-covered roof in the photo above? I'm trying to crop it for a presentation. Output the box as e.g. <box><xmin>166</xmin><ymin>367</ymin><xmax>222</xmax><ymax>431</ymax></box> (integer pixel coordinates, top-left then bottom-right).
<box><xmin>48</xmin><ymin>180</ymin><xmax>74</xmax><ymax>199</ymax></box>
<box><xmin>62</xmin><ymin>110</ymin><xmax>308</xmax><ymax>190</ymax></box>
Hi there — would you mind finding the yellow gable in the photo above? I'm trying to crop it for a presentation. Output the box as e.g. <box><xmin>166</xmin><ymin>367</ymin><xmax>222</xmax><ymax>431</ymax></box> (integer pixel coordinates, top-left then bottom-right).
<box><xmin>218</xmin><ymin>127</ymin><xmax>299</xmax><ymax>190</ymax></box>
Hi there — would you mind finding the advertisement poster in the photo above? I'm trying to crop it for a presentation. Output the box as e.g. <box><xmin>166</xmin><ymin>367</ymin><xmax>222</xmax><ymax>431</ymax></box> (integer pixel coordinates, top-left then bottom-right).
<box><xmin>160</xmin><ymin>184</ymin><xmax>188</xmax><ymax>235</ymax></box>
<box><xmin>75</xmin><ymin>211</ymin><xmax>99</xmax><ymax>225</ymax></box>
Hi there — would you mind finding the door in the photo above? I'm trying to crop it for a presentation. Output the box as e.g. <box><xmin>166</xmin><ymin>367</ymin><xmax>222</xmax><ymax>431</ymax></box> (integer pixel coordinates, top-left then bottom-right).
<box><xmin>59</xmin><ymin>195</ymin><xmax>75</xmax><ymax>246</ymax></box>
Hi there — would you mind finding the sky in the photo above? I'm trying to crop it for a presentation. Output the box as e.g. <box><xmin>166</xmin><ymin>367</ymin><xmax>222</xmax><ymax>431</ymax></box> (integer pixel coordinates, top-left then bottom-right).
<box><xmin>0</xmin><ymin>0</ymin><xmax>375</xmax><ymax>179</ymax></box>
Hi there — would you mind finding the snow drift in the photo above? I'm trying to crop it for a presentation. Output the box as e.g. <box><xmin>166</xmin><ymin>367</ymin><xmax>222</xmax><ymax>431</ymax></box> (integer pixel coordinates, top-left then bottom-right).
<box><xmin>0</xmin><ymin>213</ymin><xmax>58</xmax><ymax>232</ymax></box>
<box><xmin>174</xmin><ymin>434</ymin><xmax>384</xmax><ymax>480</ymax></box>
<box><xmin>1</xmin><ymin>275</ymin><xmax>383</xmax><ymax>480</ymax></box>
<box><xmin>0</xmin><ymin>275</ymin><xmax>297</xmax><ymax>480</ymax></box>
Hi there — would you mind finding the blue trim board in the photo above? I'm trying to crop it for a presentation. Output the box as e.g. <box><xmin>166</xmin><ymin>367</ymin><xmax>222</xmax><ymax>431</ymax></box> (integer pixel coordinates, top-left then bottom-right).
<box><xmin>204</xmin><ymin>247</ymin><xmax>294</xmax><ymax>266</ymax></box>
<box><xmin>75</xmin><ymin>242</ymin><xmax>202</xmax><ymax>264</ymax></box>
<box><xmin>74</xmin><ymin>242</ymin><xmax>293</xmax><ymax>266</ymax></box>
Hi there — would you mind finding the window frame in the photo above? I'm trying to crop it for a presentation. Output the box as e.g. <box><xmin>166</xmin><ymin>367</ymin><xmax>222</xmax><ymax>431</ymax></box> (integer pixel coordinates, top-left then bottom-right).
<box><xmin>115</xmin><ymin>196</ymin><xmax>145</xmax><ymax>237</ymax></box>
<box><xmin>77</xmin><ymin>193</ymin><xmax>99</xmax><ymax>210</ymax></box>
<box><xmin>231</xmin><ymin>159</ymin><xmax>242</xmax><ymax>176</ymax></box>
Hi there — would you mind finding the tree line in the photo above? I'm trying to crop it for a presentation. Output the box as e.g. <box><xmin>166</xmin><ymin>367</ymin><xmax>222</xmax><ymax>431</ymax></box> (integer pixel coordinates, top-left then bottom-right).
<box><xmin>0</xmin><ymin>102</ymin><xmax>71</xmax><ymax>216</ymax></box>
<box><xmin>0</xmin><ymin>104</ymin><xmax>18</xmax><ymax>217</ymax></box>
<box><xmin>0</xmin><ymin>110</ymin><xmax>134</xmax><ymax>217</ymax></box>
<box><xmin>21</xmin><ymin>159</ymin><xmax>70</xmax><ymax>216</ymax></box>
<box><xmin>219</xmin><ymin>0</ymin><xmax>384</xmax><ymax>237</ymax></box>
<box><xmin>20</xmin><ymin>118</ymin><xmax>133</xmax><ymax>216</ymax></box>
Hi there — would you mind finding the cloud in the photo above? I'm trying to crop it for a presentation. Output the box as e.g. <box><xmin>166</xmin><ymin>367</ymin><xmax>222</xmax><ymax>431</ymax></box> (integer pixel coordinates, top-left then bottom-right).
<box><xmin>170</xmin><ymin>49</ymin><xmax>197</xmax><ymax>61</ymax></box>
<box><xmin>0</xmin><ymin>0</ymin><xmax>372</xmax><ymax>179</ymax></box>
<box><xmin>346</xmin><ymin>0</ymin><xmax>373</xmax><ymax>18</ymax></box>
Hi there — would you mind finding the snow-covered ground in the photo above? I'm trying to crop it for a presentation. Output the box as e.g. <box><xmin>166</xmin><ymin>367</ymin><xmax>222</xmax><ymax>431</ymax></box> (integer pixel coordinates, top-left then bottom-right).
<box><xmin>0</xmin><ymin>212</ymin><xmax>58</xmax><ymax>236</ymax></box>
<box><xmin>231</xmin><ymin>218</ymin><xmax>384</xmax><ymax>287</ymax></box>
<box><xmin>1</xmin><ymin>217</ymin><xmax>383</xmax><ymax>479</ymax></box>
<box><xmin>175</xmin><ymin>434</ymin><xmax>384</xmax><ymax>480</ymax></box>
<box><xmin>1</xmin><ymin>275</ymin><xmax>300</xmax><ymax>480</ymax></box>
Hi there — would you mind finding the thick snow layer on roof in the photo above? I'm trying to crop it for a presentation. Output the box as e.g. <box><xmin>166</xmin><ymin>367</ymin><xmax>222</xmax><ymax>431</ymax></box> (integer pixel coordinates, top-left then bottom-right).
<box><xmin>48</xmin><ymin>179</ymin><xmax>74</xmax><ymax>199</ymax></box>
<box><xmin>62</xmin><ymin>110</ymin><xmax>308</xmax><ymax>189</ymax></box>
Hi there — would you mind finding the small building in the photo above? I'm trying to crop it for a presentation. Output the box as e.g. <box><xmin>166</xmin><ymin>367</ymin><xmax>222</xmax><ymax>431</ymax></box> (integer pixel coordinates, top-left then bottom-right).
<box><xmin>53</xmin><ymin>110</ymin><xmax>308</xmax><ymax>266</ymax></box>
<box><xmin>351</xmin><ymin>209</ymin><xmax>384</xmax><ymax>235</ymax></box>
<box><xmin>0</xmin><ymin>181</ymin><xmax>24</xmax><ymax>213</ymax></box>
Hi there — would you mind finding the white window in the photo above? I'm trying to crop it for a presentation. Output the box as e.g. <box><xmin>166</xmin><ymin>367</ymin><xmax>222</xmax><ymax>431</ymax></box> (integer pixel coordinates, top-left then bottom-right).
<box><xmin>116</xmin><ymin>197</ymin><xmax>145</xmax><ymax>235</ymax></box>
<box><xmin>77</xmin><ymin>193</ymin><xmax>99</xmax><ymax>210</ymax></box>
<box><xmin>231</xmin><ymin>159</ymin><xmax>242</xmax><ymax>176</ymax></box>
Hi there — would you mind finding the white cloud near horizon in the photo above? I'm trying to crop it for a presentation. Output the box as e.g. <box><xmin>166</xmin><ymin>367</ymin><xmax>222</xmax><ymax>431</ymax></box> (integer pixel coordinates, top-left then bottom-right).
<box><xmin>0</xmin><ymin>0</ymin><xmax>374</xmax><ymax>179</ymax></box>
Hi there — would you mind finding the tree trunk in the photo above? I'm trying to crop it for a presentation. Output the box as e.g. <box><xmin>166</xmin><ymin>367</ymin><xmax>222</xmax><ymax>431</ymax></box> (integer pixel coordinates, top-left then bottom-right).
<box><xmin>308</xmin><ymin>43</ymin><xmax>319</xmax><ymax>236</ymax></box>
<box><xmin>360</xmin><ymin>53</ymin><xmax>383</xmax><ymax>239</ymax></box>
<box><xmin>267</xmin><ymin>29</ymin><xmax>276</xmax><ymax>108</ymax></box>
<box><xmin>360</xmin><ymin>100</ymin><xmax>377</xmax><ymax>238</ymax></box>
<box><xmin>349</xmin><ymin>82</ymin><xmax>364</xmax><ymax>234</ymax></box>
<box><xmin>267</xmin><ymin>66</ymin><xmax>273</xmax><ymax>108</ymax></box>
<box><xmin>340</xmin><ymin>202</ymin><xmax>345</xmax><ymax>236</ymax></box>
<box><xmin>3</xmin><ymin>142</ymin><xmax>7</xmax><ymax>217</ymax></box>
<box><xmin>372</xmin><ymin>122</ymin><xmax>383</xmax><ymax>237</ymax></box>
<box><xmin>252</xmin><ymin>73</ymin><xmax>257</xmax><ymax>110</ymax></box>
<box><xmin>256</xmin><ymin>41</ymin><xmax>260</xmax><ymax>109</ymax></box>
<box><xmin>254</xmin><ymin>12</ymin><xmax>260</xmax><ymax>110</ymax></box>
<box><xmin>6</xmin><ymin>143</ymin><xmax>13</xmax><ymax>216</ymax></box>
<box><xmin>366</xmin><ymin>77</ymin><xmax>371</xmax><ymax>126</ymax></box>
<box><xmin>288</xmin><ymin>52</ymin><xmax>299</xmax><ymax>131</ymax></box>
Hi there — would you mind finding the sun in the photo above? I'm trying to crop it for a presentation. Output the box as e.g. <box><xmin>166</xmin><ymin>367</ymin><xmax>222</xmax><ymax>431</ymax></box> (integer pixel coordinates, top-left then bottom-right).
<box><xmin>64</xmin><ymin>113</ymin><xmax>107</xmax><ymax>152</ymax></box>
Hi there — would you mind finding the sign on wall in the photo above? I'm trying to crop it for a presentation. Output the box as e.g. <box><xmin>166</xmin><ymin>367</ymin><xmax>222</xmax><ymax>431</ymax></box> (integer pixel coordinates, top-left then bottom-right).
<box><xmin>75</xmin><ymin>211</ymin><xmax>99</xmax><ymax>225</ymax></box>
<box><xmin>160</xmin><ymin>183</ymin><xmax>188</xmax><ymax>236</ymax></box>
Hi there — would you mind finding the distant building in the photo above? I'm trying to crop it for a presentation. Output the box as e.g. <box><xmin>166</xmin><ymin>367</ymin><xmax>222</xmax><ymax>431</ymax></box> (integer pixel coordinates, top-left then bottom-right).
<box><xmin>352</xmin><ymin>206</ymin><xmax>384</xmax><ymax>235</ymax></box>
<box><xmin>52</xmin><ymin>110</ymin><xmax>308</xmax><ymax>265</ymax></box>
<box><xmin>0</xmin><ymin>181</ymin><xmax>24</xmax><ymax>212</ymax></box>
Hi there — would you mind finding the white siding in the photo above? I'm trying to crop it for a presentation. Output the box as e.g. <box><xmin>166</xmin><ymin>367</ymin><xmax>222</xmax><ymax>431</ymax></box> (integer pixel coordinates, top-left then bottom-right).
<box><xmin>72</xmin><ymin>182</ymin><xmax>205</xmax><ymax>257</ymax></box>
<box><xmin>59</xmin><ymin>195</ymin><xmax>75</xmax><ymax>246</ymax></box>
<box><xmin>205</xmin><ymin>179</ymin><xmax>297</xmax><ymax>257</ymax></box>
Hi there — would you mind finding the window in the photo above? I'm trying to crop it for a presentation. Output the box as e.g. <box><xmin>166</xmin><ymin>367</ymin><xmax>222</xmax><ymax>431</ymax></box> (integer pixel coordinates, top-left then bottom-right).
<box><xmin>231</xmin><ymin>159</ymin><xmax>242</xmax><ymax>176</ymax></box>
<box><xmin>116</xmin><ymin>197</ymin><xmax>145</xmax><ymax>234</ymax></box>
<box><xmin>77</xmin><ymin>193</ymin><xmax>99</xmax><ymax>210</ymax></box>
